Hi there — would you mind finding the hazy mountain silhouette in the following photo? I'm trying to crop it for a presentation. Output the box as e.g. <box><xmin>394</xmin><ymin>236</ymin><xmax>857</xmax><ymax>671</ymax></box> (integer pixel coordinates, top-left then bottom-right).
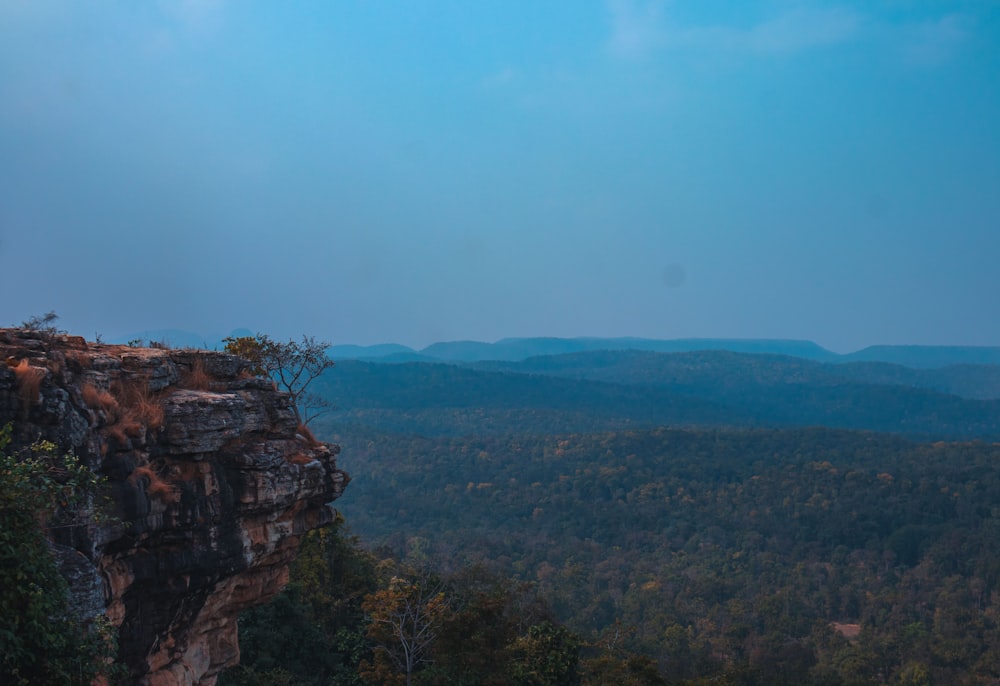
<box><xmin>328</xmin><ymin>337</ymin><xmax>1000</xmax><ymax>368</ymax></box>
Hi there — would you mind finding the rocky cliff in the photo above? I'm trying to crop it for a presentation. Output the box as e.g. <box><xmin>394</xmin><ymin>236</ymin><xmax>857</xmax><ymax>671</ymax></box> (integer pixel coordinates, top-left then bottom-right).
<box><xmin>0</xmin><ymin>329</ymin><xmax>349</xmax><ymax>685</ymax></box>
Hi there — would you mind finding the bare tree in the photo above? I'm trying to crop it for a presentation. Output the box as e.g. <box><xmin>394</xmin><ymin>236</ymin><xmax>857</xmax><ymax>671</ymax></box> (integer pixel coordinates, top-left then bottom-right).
<box><xmin>223</xmin><ymin>333</ymin><xmax>334</xmax><ymax>425</ymax></box>
<box><xmin>19</xmin><ymin>311</ymin><xmax>66</xmax><ymax>345</ymax></box>
<box><xmin>362</xmin><ymin>572</ymin><xmax>450</xmax><ymax>686</ymax></box>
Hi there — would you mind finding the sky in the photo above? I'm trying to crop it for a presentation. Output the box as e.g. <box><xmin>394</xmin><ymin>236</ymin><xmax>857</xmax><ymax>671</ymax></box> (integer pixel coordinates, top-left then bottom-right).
<box><xmin>1</xmin><ymin>1</ymin><xmax>998</xmax><ymax>352</ymax></box>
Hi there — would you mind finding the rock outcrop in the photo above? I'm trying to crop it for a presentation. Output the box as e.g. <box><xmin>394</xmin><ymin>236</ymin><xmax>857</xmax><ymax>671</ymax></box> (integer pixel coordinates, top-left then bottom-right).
<box><xmin>0</xmin><ymin>329</ymin><xmax>349</xmax><ymax>685</ymax></box>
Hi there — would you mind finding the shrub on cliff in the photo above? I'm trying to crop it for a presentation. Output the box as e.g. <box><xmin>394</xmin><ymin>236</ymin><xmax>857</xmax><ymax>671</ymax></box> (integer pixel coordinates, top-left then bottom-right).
<box><xmin>0</xmin><ymin>423</ymin><xmax>119</xmax><ymax>685</ymax></box>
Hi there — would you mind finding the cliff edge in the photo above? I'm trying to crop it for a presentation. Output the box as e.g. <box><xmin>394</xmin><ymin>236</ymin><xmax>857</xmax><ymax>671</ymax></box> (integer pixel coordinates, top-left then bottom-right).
<box><xmin>0</xmin><ymin>329</ymin><xmax>349</xmax><ymax>685</ymax></box>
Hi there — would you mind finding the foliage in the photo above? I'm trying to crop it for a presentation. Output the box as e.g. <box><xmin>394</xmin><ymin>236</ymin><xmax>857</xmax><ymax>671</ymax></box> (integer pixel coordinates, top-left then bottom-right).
<box><xmin>310</xmin><ymin>356</ymin><xmax>1000</xmax><ymax>441</ymax></box>
<box><xmin>419</xmin><ymin>565</ymin><xmax>547</xmax><ymax>686</ymax></box>
<box><xmin>219</xmin><ymin>516</ymin><xmax>379</xmax><ymax>686</ymax></box>
<box><xmin>361</xmin><ymin>569</ymin><xmax>450</xmax><ymax>686</ymax></box>
<box><xmin>581</xmin><ymin>621</ymin><xmax>666</xmax><ymax>686</ymax></box>
<box><xmin>331</xmin><ymin>425</ymin><xmax>1000</xmax><ymax>684</ymax></box>
<box><xmin>232</xmin><ymin>348</ymin><xmax>1000</xmax><ymax>683</ymax></box>
<box><xmin>223</xmin><ymin>588</ymin><xmax>337</xmax><ymax>685</ymax></box>
<box><xmin>222</xmin><ymin>519</ymin><xmax>594</xmax><ymax>686</ymax></box>
<box><xmin>19</xmin><ymin>309</ymin><xmax>64</xmax><ymax>335</ymax></box>
<box><xmin>0</xmin><ymin>423</ymin><xmax>120</xmax><ymax>685</ymax></box>
<box><xmin>224</xmin><ymin>333</ymin><xmax>335</xmax><ymax>425</ymax></box>
<box><xmin>507</xmin><ymin>622</ymin><xmax>582</xmax><ymax>686</ymax></box>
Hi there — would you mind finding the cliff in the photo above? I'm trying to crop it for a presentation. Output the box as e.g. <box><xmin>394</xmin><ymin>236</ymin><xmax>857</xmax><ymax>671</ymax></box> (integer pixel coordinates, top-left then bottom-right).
<box><xmin>0</xmin><ymin>329</ymin><xmax>349</xmax><ymax>685</ymax></box>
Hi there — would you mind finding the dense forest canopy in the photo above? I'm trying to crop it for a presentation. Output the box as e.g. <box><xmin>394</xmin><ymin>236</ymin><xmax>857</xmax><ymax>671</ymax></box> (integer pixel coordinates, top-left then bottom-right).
<box><xmin>232</xmin><ymin>347</ymin><xmax>1000</xmax><ymax>684</ymax></box>
<box><xmin>328</xmin><ymin>427</ymin><xmax>1000</xmax><ymax>682</ymax></box>
<box><xmin>312</xmin><ymin>351</ymin><xmax>1000</xmax><ymax>440</ymax></box>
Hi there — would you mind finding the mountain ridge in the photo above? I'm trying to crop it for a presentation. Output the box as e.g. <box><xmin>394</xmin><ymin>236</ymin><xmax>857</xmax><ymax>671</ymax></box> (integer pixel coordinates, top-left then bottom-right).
<box><xmin>327</xmin><ymin>337</ymin><xmax>1000</xmax><ymax>368</ymax></box>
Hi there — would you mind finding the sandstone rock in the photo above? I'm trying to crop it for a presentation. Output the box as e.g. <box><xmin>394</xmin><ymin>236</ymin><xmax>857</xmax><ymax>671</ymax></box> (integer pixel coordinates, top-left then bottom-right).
<box><xmin>0</xmin><ymin>330</ymin><xmax>348</xmax><ymax>685</ymax></box>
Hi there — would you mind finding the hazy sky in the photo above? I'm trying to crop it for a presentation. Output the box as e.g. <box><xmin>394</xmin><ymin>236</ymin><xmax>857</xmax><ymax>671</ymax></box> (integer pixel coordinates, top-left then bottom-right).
<box><xmin>1</xmin><ymin>1</ymin><xmax>998</xmax><ymax>352</ymax></box>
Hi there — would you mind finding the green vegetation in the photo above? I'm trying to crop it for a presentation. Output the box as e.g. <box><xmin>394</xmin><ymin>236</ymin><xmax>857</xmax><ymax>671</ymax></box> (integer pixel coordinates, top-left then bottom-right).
<box><xmin>472</xmin><ymin>349</ymin><xmax>1000</xmax><ymax>401</ymax></box>
<box><xmin>223</xmin><ymin>423</ymin><xmax>1000</xmax><ymax>683</ymax></box>
<box><xmin>221</xmin><ymin>517</ymin><xmax>656</xmax><ymax>686</ymax></box>
<box><xmin>232</xmin><ymin>348</ymin><xmax>1000</xmax><ymax>683</ymax></box>
<box><xmin>311</xmin><ymin>354</ymin><xmax>1000</xmax><ymax>441</ymax></box>
<box><xmin>325</xmin><ymin>426</ymin><xmax>1000</xmax><ymax>684</ymax></box>
<box><xmin>0</xmin><ymin>423</ymin><xmax>119</xmax><ymax>685</ymax></box>
<box><xmin>219</xmin><ymin>516</ymin><xmax>377</xmax><ymax>686</ymax></box>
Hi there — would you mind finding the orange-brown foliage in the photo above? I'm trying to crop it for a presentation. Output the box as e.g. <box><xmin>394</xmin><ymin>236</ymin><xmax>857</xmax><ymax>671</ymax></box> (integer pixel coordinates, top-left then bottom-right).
<box><xmin>130</xmin><ymin>465</ymin><xmax>179</xmax><ymax>503</ymax></box>
<box><xmin>98</xmin><ymin>379</ymin><xmax>159</xmax><ymax>447</ymax></box>
<box><xmin>288</xmin><ymin>452</ymin><xmax>317</xmax><ymax>466</ymax></box>
<box><xmin>119</xmin><ymin>414</ymin><xmax>144</xmax><ymax>438</ymax></box>
<box><xmin>296</xmin><ymin>423</ymin><xmax>320</xmax><ymax>446</ymax></box>
<box><xmin>82</xmin><ymin>384</ymin><xmax>120</xmax><ymax>417</ymax></box>
<box><xmin>104</xmin><ymin>423</ymin><xmax>129</xmax><ymax>447</ymax></box>
<box><xmin>13</xmin><ymin>359</ymin><xmax>45</xmax><ymax>406</ymax></box>
<box><xmin>65</xmin><ymin>350</ymin><xmax>93</xmax><ymax>370</ymax></box>
<box><xmin>46</xmin><ymin>355</ymin><xmax>65</xmax><ymax>375</ymax></box>
<box><xmin>171</xmin><ymin>461</ymin><xmax>203</xmax><ymax>481</ymax></box>
<box><xmin>110</xmin><ymin>378</ymin><xmax>164</xmax><ymax>430</ymax></box>
<box><xmin>133</xmin><ymin>392</ymin><xmax>164</xmax><ymax>430</ymax></box>
<box><xmin>180</xmin><ymin>358</ymin><xmax>213</xmax><ymax>391</ymax></box>
<box><xmin>81</xmin><ymin>383</ymin><xmax>101</xmax><ymax>407</ymax></box>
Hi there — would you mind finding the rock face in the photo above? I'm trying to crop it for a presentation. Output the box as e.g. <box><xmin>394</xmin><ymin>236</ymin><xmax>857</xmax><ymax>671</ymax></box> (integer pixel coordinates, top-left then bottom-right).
<box><xmin>0</xmin><ymin>329</ymin><xmax>349</xmax><ymax>685</ymax></box>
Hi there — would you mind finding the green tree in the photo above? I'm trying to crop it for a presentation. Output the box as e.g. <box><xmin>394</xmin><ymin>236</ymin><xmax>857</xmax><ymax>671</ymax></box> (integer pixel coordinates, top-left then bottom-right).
<box><xmin>223</xmin><ymin>333</ymin><xmax>334</xmax><ymax>425</ymax></box>
<box><xmin>219</xmin><ymin>519</ymin><xmax>378</xmax><ymax>686</ymax></box>
<box><xmin>507</xmin><ymin>621</ymin><xmax>582</xmax><ymax>686</ymax></box>
<box><xmin>424</xmin><ymin>566</ymin><xmax>556</xmax><ymax>686</ymax></box>
<box><xmin>0</xmin><ymin>423</ymin><xmax>119</xmax><ymax>685</ymax></box>
<box><xmin>581</xmin><ymin>621</ymin><xmax>666</xmax><ymax>686</ymax></box>
<box><xmin>223</xmin><ymin>588</ymin><xmax>335</xmax><ymax>686</ymax></box>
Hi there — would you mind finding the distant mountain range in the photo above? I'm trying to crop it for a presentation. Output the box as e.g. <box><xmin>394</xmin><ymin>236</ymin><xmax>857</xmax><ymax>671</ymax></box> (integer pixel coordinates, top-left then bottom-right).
<box><xmin>328</xmin><ymin>337</ymin><xmax>1000</xmax><ymax>369</ymax></box>
<box><xmin>106</xmin><ymin>331</ymin><xmax>1000</xmax><ymax>370</ymax></box>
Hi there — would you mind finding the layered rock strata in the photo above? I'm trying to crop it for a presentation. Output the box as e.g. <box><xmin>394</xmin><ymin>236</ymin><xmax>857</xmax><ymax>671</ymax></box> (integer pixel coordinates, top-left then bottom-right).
<box><xmin>0</xmin><ymin>329</ymin><xmax>348</xmax><ymax>685</ymax></box>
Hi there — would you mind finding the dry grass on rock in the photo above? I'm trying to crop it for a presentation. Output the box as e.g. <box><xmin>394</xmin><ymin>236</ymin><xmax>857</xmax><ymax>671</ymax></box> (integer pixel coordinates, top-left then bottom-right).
<box><xmin>130</xmin><ymin>465</ymin><xmax>179</xmax><ymax>503</ymax></box>
<box><xmin>179</xmin><ymin>358</ymin><xmax>214</xmax><ymax>392</ymax></box>
<box><xmin>13</xmin><ymin>358</ymin><xmax>46</xmax><ymax>406</ymax></box>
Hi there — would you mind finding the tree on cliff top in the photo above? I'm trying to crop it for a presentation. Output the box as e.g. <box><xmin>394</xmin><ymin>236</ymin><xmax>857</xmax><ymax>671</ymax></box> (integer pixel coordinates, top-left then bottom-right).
<box><xmin>223</xmin><ymin>333</ymin><xmax>334</xmax><ymax>426</ymax></box>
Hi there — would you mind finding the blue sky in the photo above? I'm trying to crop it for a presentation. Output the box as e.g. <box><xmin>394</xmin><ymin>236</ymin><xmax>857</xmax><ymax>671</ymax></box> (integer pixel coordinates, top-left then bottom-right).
<box><xmin>1</xmin><ymin>1</ymin><xmax>997</xmax><ymax>352</ymax></box>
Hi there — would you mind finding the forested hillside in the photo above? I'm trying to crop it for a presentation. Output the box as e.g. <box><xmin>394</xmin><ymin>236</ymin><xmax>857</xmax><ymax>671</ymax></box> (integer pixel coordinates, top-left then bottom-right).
<box><xmin>260</xmin><ymin>348</ymin><xmax>1000</xmax><ymax>684</ymax></box>
<box><xmin>473</xmin><ymin>350</ymin><xmax>1000</xmax><ymax>400</ymax></box>
<box><xmin>312</xmin><ymin>353</ymin><xmax>1000</xmax><ymax>440</ymax></box>
<box><xmin>330</xmin><ymin>426</ymin><xmax>1000</xmax><ymax>684</ymax></box>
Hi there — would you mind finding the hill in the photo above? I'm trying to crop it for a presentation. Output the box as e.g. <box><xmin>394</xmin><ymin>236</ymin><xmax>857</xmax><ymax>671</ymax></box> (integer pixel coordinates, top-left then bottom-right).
<box><xmin>328</xmin><ymin>336</ymin><xmax>1000</xmax><ymax>368</ymax></box>
<box><xmin>473</xmin><ymin>349</ymin><xmax>1000</xmax><ymax>401</ymax></box>
<box><xmin>843</xmin><ymin>344</ymin><xmax>1000</xmax><ymax>368</ymax></box>
<box><xmin>313</xmin><ymin>353</ymin><xmax>1000</xmax><ymax>441</ymax></box>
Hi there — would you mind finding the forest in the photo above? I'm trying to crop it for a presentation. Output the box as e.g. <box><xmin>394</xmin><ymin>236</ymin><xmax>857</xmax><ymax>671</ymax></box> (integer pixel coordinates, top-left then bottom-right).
<box><xmin>311</xmin><ymin>351</ymin><xmax>1000</xmax><ymax>440</ymax></box>
<box><xmin>227</xmin><ymin>348</ymin><xmax>1000</xmax><ymax>684</ymax></box>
